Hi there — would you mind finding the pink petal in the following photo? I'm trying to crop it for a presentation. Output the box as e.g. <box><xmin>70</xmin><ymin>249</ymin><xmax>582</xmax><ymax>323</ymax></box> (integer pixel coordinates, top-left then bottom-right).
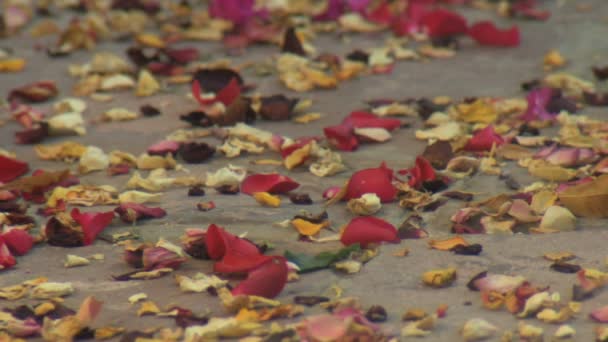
<box><xmin>70</xmin><ymin>208</ymin><xmax>115</xmax><ymax>246</ymax></box>
<box><xmin>231</xmin><ymin>256</ymin><xmax>288</xmax><ymax>298</ymax></box>
<box><xmin>240</xmin><ymin>173</ymin><xmax>300</xmax><ymax>195</ymax></box>
<box><xmin>590</xmin><ymin>305</ymin><xmax>608</xmax><ymax>323</ymax></box>
<box><xmin>344</xmin><ymin>163</ymin><xmax>396</xmax><ymax>202</ymax></box>
<box><xmin>147</xmin><ymin>140</ymin><xmax>180</xmax><ymax>156</ymax></box>
<box><xmin>340</xmin><ymin>216</ymin><xmax>399</xmax><ymax>247</ymax></box>
<box><xmin>468</xmin><ymin>21</ymin><xmax>520</xmax><ymax>47</ymax></box>
<box><xmin>302</xmin><ymin>314</ymin><xmax>348</xmax><ymax>341</ymax></box>
<box><xmin>519</xmin><ymin>88</ymin><xmax>557</xmax><ymax>122</ymax></box>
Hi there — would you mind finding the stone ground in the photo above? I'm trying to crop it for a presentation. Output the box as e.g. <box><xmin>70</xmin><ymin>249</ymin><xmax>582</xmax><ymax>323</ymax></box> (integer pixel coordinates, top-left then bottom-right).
<box><xmin>2</xmin><ymin>0</ymin><xmax>608</xmax><ymax>340</ymax></box>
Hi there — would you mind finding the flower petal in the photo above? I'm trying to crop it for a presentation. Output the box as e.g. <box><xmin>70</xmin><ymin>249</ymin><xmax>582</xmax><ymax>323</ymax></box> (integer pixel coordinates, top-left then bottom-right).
<box><xmin>590</xmin><ymin>305</ymin><xmax>608</xmax><ymax>323</ymax></box>
<box><xmin>1</xmin><ymin>228</ymin><xmax>34</xmax><ymax>256</ymax></box>
<box><xmin>114</xmin><ymin>203</ymin><xmax>166</xmax><ymax>223</ymax></box>
<box><xmin>70</xmin><ymin>208</ymin><xmax>115</xmax><ymax>245</ymax></box>
<box><xmin>324</xmin><ymin>123</ymin><xmax>358</xmax><ymax>151</ymax></box>
<box><xmin>231</xmin><ymin>256</ymin><xmax>288</xmax><ymax>298</ymax></box>
<box><xmin>421</xmin><ymin>9</ymin><xmax>468</xmax><ymax>38</ymax></box>
<box><xmin>240</xmin><ymin>173</ymin><xmax>299</xmax><ymax>195</ymax></box>
<box><xmin>0</xmin><ymin>156</ymin><xmax>29</xmax><ymax>183</ymax></box>
<box><xmin>464</xmin><ymin>125</ymin><xmax>505</xmax><ymax>152</ymax></box>
<box><xmin>344</xmin><ymin>163</ymin><xmax>396</xmax><ymax>202</ymax></box>
<box><xmin>147</xmin><ymin>140</ymin><xmax>180</xmax><ymax>156</ymax></box>
<box><xmin>343</xmin><ymin>111</ymin><xmax>401</xmax><ymax>131</ymax></box>
<box><xmin>205</xmin><ymin>224</ymin><xmax>260</xmax><ymax>261</ymax></box>
<box><xmin>340</xmin><ymin>216</ymin><xmax>399</xmax><ymax>247</ymax></box>
<box><xmin>468</xmin><ymin>21</ymin><xmax>520</xmax><ymax>47</ymax></box>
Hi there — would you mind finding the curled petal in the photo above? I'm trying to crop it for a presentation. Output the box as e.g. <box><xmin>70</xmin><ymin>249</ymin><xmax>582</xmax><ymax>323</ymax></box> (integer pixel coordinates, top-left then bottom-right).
<box><xmin>70</xmin><ymin>208</ymin><xmax>115</xmax><ymax>245</ymax></box>
<box><xmin>467</xmin><ymin>271</ymin><xmax>526</xmax><ymax>293</ymax></box>
<box><xmin>205</xmin><ymin>224</ymin><xmax>260</xmax><ymax>262</ymax></box>
<box><xmin>231</xmin><ymin>256</ymin><xmax>288</xmax><ymax>298</ymax></box>
<box><xmin>520</xmin><ymin>88</ymin><xmax>557</xmax><ymax>122</ymax></box>
<box><xmin>468</xmin><ymin>21</ymin><xmax>520</xmax><ymax>47</ymax></box>
<box><xmin>344</xmin><ymin>163</ymin><xmax>396</xmax><ymax>202</ymax></box>
<box><xmin>240</xmin><ymin>173</ymin><xmax>299</xmax><ymax>195</ymax></box>
<box><xmin>340</xmin><ymin>216</ymin><xmax>399</xmax><ymax>247</ymax></box>
<box><xmin>401</xmin><ymin>156</ymin><xmax>436</xmax><ymax>189</ymax></box>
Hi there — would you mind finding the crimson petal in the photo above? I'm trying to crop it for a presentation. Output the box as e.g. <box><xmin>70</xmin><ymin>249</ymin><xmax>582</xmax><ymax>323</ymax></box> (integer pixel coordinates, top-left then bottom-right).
<box><xmin>421</xmin><ymin>8</ymin><xmax>468</xmax><ymax>38</ymax></box>
<box><xmin>324</xmin><ymin>123</ymin><xmax>358</xmax><ymax>151</ymax></box>
<box><xmin>70</xmin><ymin>208</ymin><xmax>115</xmax><ymax>245</ymax></box>
<box><xmin>0</xmin><ymin>156</ymin><xmax>29</xmax><ymax>183</ymax></box>
<box><xmin>464</xmin><ymin>125</ymin><xmax>505</xmax><ymax>152</ymax></box>
<box><xmin>343</xmin><ymin>111</ymin><xmax>401</xmax><ymax>131</ymax></box>
<box><xmin>1</xmin><ymin>229</ymin><xmax>34</xmax><ymax>256</ymax></box>
<box><xmin>231</xmin><ymin>256</ymin><xmax>288</xmax><ymax>298</ymax></box>
<box><xmin>214</xmin><ymin>251</ymin><xmax>270</xmax><ymax>274</ymax></box>
<box><xmin>240</xmin><ymin>173</ymin><xmax>299</xmax><ymax>195</ymax></box>
<box><xmin>344</xmin><ymin>163</ymin><xmax>396</xmax><ymax>202</ymax></box>
<box><xmin>340</xmin><ymin>216</ymin><xmax>399</xmax><ymax>247</ymax></box>
<box><xmin>469</xmin><ymin>21</ymin><xmax>520</xmax><ymax>47</ymax></box>
<box><xmin>401</xmin><ymin>156</ymin><xmax>437</xmax><ymax>189</ymax></box>
<box><xmin>205</xmin><ymin>224</ymin><xmax>260</xmax><ymax>260</ymax></box>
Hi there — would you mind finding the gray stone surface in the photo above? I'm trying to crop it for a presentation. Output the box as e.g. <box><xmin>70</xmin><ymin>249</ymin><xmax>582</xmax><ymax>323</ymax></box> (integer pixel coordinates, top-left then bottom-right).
<box><xmin>1</xmin><ymin>0</ymin><xmax>608</xmax><ymax>340</ymax></box>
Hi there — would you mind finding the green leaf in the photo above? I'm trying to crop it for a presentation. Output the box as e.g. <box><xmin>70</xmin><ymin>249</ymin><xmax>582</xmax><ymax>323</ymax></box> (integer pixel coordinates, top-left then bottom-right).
<box><xmin>284</xmin><ymin>244</ymin><xmax>361</xmax><ymax>273</ymax></box>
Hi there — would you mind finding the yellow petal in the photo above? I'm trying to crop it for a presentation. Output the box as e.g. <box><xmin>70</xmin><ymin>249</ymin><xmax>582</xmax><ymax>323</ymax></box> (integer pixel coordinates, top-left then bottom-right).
<box><xmin>0</xmin><ymin>58</ymin><xmax>26</xmax><ymax>72</ymax></box>
<box><xmin>252</xmin><ymin>192</ymin><xmax>281</xmax><ymax>208</ymax></box>
<box><xmin>291</xmin><ymin>218</ymin><xmax>328</xmax><ymax>236</ymax></box>
<box><xmin>137</xmin><ymin>301</ymin><xmax>160</xmax><ymax>316</ymax></box>
<box><xmin>136</xmin><ymin>69</ymin><xmax>161</xmax><ymax>97</ymax></box>
<box><xmin>422</xmin><ymin>268</ymin><xmax>457</xmax><ymax>288</ymax></box>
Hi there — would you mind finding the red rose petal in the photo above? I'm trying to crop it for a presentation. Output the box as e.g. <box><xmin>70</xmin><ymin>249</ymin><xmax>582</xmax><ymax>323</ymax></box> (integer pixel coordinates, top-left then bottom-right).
<box><xmin>421</xmin><ymin>8</ymin><xmax>468</xmax><ymax>38</ymax></box>
<box><xmin>1</xmin><ymin>229</ymin><xmax>34</xmax><ymax>256</ymax></box>
<box><xmin>205</xmin><ymin>224</ymin><xmax>260</xmax><ymax>260</ymax></box>
<box><xmin>231</xmin><ymin>256</ymin><xmax>288</xmax><ymax>298</ymax></box>
<box><xmin>214</xmin><ymin>250</ymin><xmax>270</xmax><ymax>274</ymax></box>
<box><xmin>240</xmin><ymin>173</ymin><xmax>300</xmax><ymax>195</ymax></box>
<box><xmin>400</xmin><ymin>156</ymin><xmax>436</xmax><ymax>189</ymax></box>
<box><xmin>8</xmin><ymin>81</ymin><xmax>58</xmax><ymax>103</ymax></box>
<box><xmin>464</xmin><ymin>125</ymin><xmax>505</xmax><ymax>152</ymax></box>
<box><xmin>191</xmin><ymin>77</ymin><xmax>241</xmax><ymax>107</ymax></box>
<box><xmin>70</xmin><ymin>208</ymin><xmax>115</xmax><ymax>246</ymax></box>
<box><xmin>344</xmin><ymin>163</ymin><xmax>397</xmax><ymax>202</ymax></box>
<box><xmin>590</xmin><ymin>305</ymin><xmax>608</xmax><ymax>323</ymax></box>
<box><xmin>340</xmin><ymin>216</ymin><xmax>399</xmax><ymax>247</ymax></box>
<box><xmin>365</xmin><ymin>2</ymin><xmax>393</xmax><ymax>25</ymax></box>
<box><xmin>324</xmin><ymin>123</ymin><xmax>358</xmax><ymax>151</ymax></box>
<box><xmin>0</xmin><ymin>156</ymin><xmax>29</xmax><ymax>183</ymax></box>
<box><xmin>147</xmin><ymin>140</ymin><xmax>180</xmax><ymax>156</ymax></box>
<box><xmin>0</xmin><ymin>242</ymin><xmax>16</xmax><ymax>270</ymax></box>
<box><xmin>343</xmin><ymin>111</ymin><xmax>401</xmax><ymax>131</ymax></box>
<box><xmin>469</xmin><ymin>21</ymin><xmax>520</xmax><ymax>47</ymax></box>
